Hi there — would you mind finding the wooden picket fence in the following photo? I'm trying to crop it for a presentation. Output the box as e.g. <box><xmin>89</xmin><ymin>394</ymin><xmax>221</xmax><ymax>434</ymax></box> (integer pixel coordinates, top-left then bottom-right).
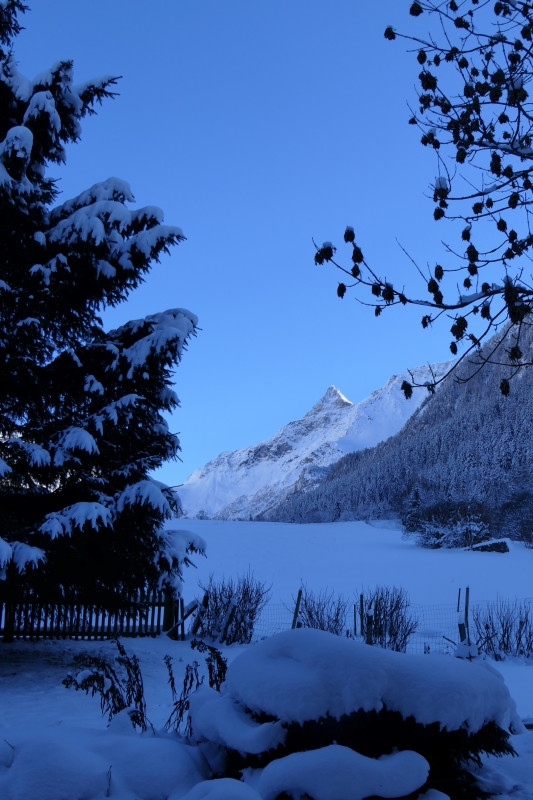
<box><xmin>0</xmin><ymin>587</ymin><xmax>185</xmax><ymax>642</ymax></box>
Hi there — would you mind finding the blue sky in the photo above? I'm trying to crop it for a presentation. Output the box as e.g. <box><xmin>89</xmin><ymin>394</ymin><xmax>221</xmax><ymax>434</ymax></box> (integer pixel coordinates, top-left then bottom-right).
<box><xmin>16</xmin><ymin>1</ymin><xmax>456</xmax><ymax>485</ymax></box>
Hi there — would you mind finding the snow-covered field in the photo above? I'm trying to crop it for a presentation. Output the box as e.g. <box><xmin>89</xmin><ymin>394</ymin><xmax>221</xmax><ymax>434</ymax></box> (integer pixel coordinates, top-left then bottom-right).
<box><xmin>182</xmin><ymin>519</ymin><xmax>533</xmax><ymax>607</ymax></box>
<box><xmin>1</xmin><ymin>519</ymin><xmax>533</xmax><ymax>799</ymax></box>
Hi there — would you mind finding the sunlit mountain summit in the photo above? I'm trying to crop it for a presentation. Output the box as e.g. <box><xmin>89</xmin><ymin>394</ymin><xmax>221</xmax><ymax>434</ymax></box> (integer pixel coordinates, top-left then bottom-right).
<box><xmin>176</xmin><ymin>363</ymin><xmax>450</xmax><ymax>521</ymax></box>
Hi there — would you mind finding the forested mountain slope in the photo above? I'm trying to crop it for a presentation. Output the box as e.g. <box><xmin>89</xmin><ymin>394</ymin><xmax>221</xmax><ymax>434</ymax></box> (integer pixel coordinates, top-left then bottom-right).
<box><xmin>265</xmin><ymin>327</ymin><xmax>533</xmax><ymax>538</ymax></box>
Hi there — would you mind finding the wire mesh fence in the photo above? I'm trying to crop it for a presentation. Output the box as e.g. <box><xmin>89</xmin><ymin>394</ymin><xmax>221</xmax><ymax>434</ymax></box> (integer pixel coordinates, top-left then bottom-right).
<box><xmin>408</xmin><ymin>603</ymin><xmax>463</xmax><ymax>655</ymax></box>
<box><xmin>250</xmin><ymin>601</ymin><xmax>460</xmax><ymax>654</ymax></box>
<box><xmin>249</xmin><ymin>595</ymin><xmax>533</xmax><ymax>657</ymax></box>
<box><xmin>252</xmin><ymin>602</ymin><xmax>294</xmax><ymax>641</ymax></box>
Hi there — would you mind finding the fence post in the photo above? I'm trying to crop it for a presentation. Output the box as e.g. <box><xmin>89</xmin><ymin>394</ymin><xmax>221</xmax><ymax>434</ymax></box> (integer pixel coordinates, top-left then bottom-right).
<box><xmin>179</xmin><ymin>597</ymin><xmax>185</xmax><ymax>641</ymax></box>
<box><xmin>465</xmin><ymin>586</ymin><xmax>470</xmax><ymax>645</ymax></box>
<box><xmin>191</xmin><ymin>593</ymin><xmax>209</xmax><ymax>636</ymax></box>
<box><xmin>2</xmin><ymin>601</ymin><xmax>15</xmax><ymax>643</ymax></box>
<box><xmin>163</xmin><ymin>589</ymin><xmax>178</xmax><ymax>640</ymax></box>
<box><xmin>219</xmin><ymin>601</ymin><xmax>237</xmax><ymax>644</ymax></box>
<box><xmin>291</xmin><ymin>588</ymin><xmax>302</xmax><ymax>629</ymax></box>
<box><xmin>163</xmin><ymin>598</ymin><xmax>199</xmax><ymax>640</ymax></box>
<box><xmin>366</xmin><ymin>605</ymin><xmax>374</xmax><ymax>646</ymax></box>
<box><xmin>155</xmin><ymin>590</ymin><xmax>163</xmax><ymax>635</ymax></box>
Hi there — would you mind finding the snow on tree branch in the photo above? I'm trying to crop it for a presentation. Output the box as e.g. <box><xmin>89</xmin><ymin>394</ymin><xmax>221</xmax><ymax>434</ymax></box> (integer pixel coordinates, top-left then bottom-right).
<box><xmin>116</xmin><ymin>480</ymin><xmax>172</xmax><ymax>515</ymax></box>
<box><xmin>0</xmin><ymin>3</ymin><xmax>198</xmax><ymax>598</ymax></box>
<box><xmin>39</xmin><ymin>502</ymin><xmax>114</xmax><ymax>539</ymax></box>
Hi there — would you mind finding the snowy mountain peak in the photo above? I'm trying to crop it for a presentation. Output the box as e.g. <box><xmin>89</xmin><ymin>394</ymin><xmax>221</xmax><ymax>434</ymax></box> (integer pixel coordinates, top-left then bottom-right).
<box><xmin>305</xmin><ymin>385</ymin><xmax>352</xmax><ymax>417</ymax></box>
<box><xmin>176</xmin><ymin>360</ymin><xmax>452</xmax><ymax>521</ymax></box>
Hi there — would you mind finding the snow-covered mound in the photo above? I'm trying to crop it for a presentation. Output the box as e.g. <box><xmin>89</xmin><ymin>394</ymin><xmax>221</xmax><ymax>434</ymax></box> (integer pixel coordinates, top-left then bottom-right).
<box><xmin>220</xmin><ymin>628</ymin><xmax>522</xmax><ymax>733</ymax></box>
<box><xmin>188</xmin><ymin>628</ymin><xmax>523</xmax><ymax>800</ymax></box>
<box><xmin>176</xmin><ymin>363</ymin><xmax>450</xmax><ymax>520</ymax></box>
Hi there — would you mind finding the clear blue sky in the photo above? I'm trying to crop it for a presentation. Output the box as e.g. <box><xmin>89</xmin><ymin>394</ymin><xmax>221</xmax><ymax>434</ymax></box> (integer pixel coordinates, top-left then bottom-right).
<box><xmin>16</xmin><ymin>1</ymin><xmax>455</xmax><ymax>485</ymax></box>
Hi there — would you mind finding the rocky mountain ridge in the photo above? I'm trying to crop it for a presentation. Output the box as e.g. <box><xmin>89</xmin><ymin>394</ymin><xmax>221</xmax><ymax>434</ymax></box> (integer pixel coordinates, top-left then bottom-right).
<box><xmin>176</xmin><ymin>363</ymin><xmax>451</xmax><ymax>520</ymax></box>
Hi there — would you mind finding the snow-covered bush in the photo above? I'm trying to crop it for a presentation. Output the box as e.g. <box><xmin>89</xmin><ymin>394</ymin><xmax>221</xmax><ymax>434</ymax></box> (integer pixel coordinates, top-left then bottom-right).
<box><xmin>163</xmin><ymin>655</ymin><xmax>204</xmax><ymax>736</ymax></box>
<box><xmin>415</xmin><ymin>505</ymin><xmax>490</xmax><ymax>550</ymax></box>
<box><xmin>190</xmin><ymin>639</ymin><xmax>228</xmax><ymax>692</ymax></box>
<box><xmin>64</xmin><ymin>638</ymin><xmax>227</xmax><ymax>737</ymax></box>
<box><xmin>189</xmin><ymin>628</ymin><xmax>522</xmax><ymax>800</ymax></box>
<box><xmin>473</xmin><ymin>599</ymin><xmax>533</xmax><ymax>659</ymax></box>
<box><xmin>293</xmin><ymin>586</ymin><xmax>349</xmax><ymax>636</ymax></box>
<box><xmin>196</xmin><ymin>573</ymin><xmax>270</xmax><ymax>645</ymax></box>
<box><xmin>63</xmin><ymin>639</ymin><xmax>150</xmax><ymax>731</ymax></box>
<box><xmin>522</xmin><ymin>530</ymin><xmax>533</xmax><ymax>549</ymax></box>
<box><xmin>360</xmin><ymin>585</ymin><xmax>418</xmax><ymax>652</ymax></box>
<box><xmin>291</xmin><ymin>585</ymin><xmax>417</xmax><ymax>650</ymax></box>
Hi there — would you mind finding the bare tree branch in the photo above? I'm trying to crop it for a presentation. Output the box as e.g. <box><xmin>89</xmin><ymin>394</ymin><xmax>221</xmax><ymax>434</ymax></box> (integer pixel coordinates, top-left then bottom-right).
<box><xmin>320</xmin><ymin>1</ymin><xmax>533</xmax><ymax>396</ymax></box>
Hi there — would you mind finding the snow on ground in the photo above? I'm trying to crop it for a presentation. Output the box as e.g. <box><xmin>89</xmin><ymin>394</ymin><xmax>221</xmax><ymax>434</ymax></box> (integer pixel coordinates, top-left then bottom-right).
<box><xmin>181</xmin><ymin>519</ymin><xmax>533</xmax><ymax>606</ymax></box>
<box><xmin>1</xmin><ymin>519</ymin><xmax>533</xmax><ymax>799</ymax></box>
<box><xmin>251</xmin><ymin>745</ymin><xmax>430</xmax><ymax>800</ymax></box>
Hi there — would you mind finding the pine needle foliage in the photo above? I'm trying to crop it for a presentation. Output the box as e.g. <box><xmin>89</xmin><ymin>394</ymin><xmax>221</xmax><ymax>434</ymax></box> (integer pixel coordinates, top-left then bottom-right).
<box><xmin>0</xmin><ymin>4</ymin><xmax>199</xmax><ymax>607</ymax></box>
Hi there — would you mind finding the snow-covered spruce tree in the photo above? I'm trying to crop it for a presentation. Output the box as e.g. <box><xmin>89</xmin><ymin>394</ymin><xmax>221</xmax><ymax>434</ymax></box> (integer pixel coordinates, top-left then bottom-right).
<box><xmin>316</xmin><ymin>1</ymin><xmax>533</xmax><ymax>396</ymax></box>
<box><xmin>401</xmin><ymin>483</ymin><xmax>425</xmax><ymax>533</ymax></box>
<box><xmin>0</xmin><ymin>2</ymin><xmax>201</xmax><ymax>607</ymax></box>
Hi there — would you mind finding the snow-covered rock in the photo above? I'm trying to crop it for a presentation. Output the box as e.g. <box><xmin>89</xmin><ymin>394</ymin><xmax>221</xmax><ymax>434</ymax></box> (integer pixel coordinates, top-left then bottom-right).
<box><xmin>176</xmin><ymin>364</ymin><xmax>450</xmax><ymax>520</ymax></box>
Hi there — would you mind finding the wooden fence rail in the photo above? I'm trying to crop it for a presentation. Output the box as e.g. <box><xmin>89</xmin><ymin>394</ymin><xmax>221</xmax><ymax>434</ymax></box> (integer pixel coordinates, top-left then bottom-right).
<box><xmin>0</xmin><ymin>587</ymin><xmax>177</xmax><ymax>642</ymax></box>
